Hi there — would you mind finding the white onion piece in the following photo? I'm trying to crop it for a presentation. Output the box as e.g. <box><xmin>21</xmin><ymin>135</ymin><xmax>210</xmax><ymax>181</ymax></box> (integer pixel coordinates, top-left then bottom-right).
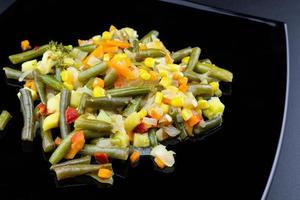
<box><xmin>87</xmin><ymin>55</ymin><xmax>101</xmax><ymax>66</ymax></box>
<box><xmin>163</xmin><ymin>125</ymin><xmax>180</xmax><ymax>137</ymax></box>
<box><xmin>150</xmin><ymin>144</ymin><xmax>176</xmax><ymax>167</ymax></box>
<box><xmin>77</xmin><ymin>86</ymin><xmax>93</xmax><ymax>96</ymax></box>
<box><xmin>18</xmin><ymin>70</ymin><xmax>33</xmax><ymax>82</ymax></box>
<box><xmin>142</xmin><ymin>117</ymin><xmax>157</xmax><ymax>126</ymax></box>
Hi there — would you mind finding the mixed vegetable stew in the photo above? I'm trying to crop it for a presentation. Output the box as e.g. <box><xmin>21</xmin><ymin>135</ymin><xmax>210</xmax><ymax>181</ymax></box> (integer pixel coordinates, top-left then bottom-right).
<box><xmin>2</xmin><ymin>26</ymin><xmax>233</xmax><ymax>185</ymax></box>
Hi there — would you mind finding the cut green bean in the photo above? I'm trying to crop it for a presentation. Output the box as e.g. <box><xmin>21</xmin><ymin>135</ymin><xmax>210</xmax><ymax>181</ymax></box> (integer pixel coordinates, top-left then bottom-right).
<box><xmin>40</xmin><ymin>117</ymin><xmax>55</xmax><ymax>152</ymax></box>
<box><xmin>78</xmin><ymin>62</ymin><xmax>108</xmax><ymax>83</ymax></box>
<box><xmin>77</xmin><ymin>93</ymin><xmax>89</xmax><ymax>115</ymax></box>
<box><xmin>50</xmin><ymin>155</ymin><xmax>91</xmax><ymax>170</ymax></box>
<box><xmin>123</xmin><ymin>96</ymin><xmax>142</xmax><ymax>117</ymax></box>
<box><xmin>86</xmin><ymin>96</ymin><xmax>132</xmax><ymax>109</ymax></box>
<box><xmin>20</xmin><ymin>88</ymin><xmax>34</xmax><ymax>141</ymax></box>
<box><xmin>175</xmin><ymin>121</ymin><xmax>188</xmax><ymax>140</ymax></box>
<box><xmin>74</xmin><ymin>117</ymin><xmax>112</xmax><ymax>132</ymax></box>
<box><xmin>39</xmin><ymin>74</ymin><xmax>66</xmax><ymax>91</ymax></box>
<box><xmin>184</xmin><ymin>70</ymin><xmax>214</xmax><ymax>83</ymax></box>
<box><xmin>60</xmin><ymin>89</ymin><xmax>71</xmax><ymax>138</ymax></box>
<box><xmin>84</xmin><ymin>77</ymin><xmax>95</xmax><ymax>90</ymax></box>
<box><xmin>140</xmin><ymin>30</ymin><xmax>159</xmax><ymax>44</ymax></box>
<box><xmin>104</xmin><ymin>68</ymin><xmax>117</xmax><ymax>89</ymax></box>
<box><xmin>0</xmin><ymin>110</ymin><xmax>12</xmax><ymax>131</ymax></box>
<box><xmin>82</xmin><ymin>129</ymin><xmax>112</xmax><ymax>139</ymax></box>
<box><xmin>195</xmin><ymin>62</ymin><xmax>233</xmax><ymax>82</ymax></box>
<box><xmin>33</xmin><ymin>71</ymin><xmax>47</xmax><ymax>105</ymax></box>
<box><xmin>135</xmin><ymin>49</ymin><xmax>166</xmax><ymax>61</ymax></box>
<box><xmin>49</xmin><ymin>132</ymin><xmax>74</xmax><ymax>165</ymax></box>
<box><xmin>171</xmin><ymin>47</ymin><xmax>192</xmax><ymax>63</ymax></box>
<box><xmin>9</xmin><ymin>44</ymin><xmax>49</xmax><ymax>64</ymax></box>
<box><xmin>106</xmin><ymin>86</ymin><xmax>151</xmax><ymax>97</ymax></box>
<box><xmin>3</xmin><ymin>67</ymin><xmax>32</xmax><ymax>80</ymax></box>
<box><xmin>53</xmin><ymin>164</ymin><xmax>101</xmax><ymax>181</ymax></box>
<box><xmin>76</xmin><ymin>44</ymin><xmax>96</xmax><ymax>52</ymax></box>
<box><xmin>80</xmin><ymin>144</ymin><xmax>129</xmax><ymax>160</ymax></box>
<box><xmin>188</xmin><ymin>84</ymin><xmax>213</xmax><ymax>96</ymax></box>
<box><xmin>186</xmin><ymin>47</ymin><xmax>201</xmax><ymax>71</ymax></box>
<box><xmin>55</xmin><ymin>67</ymin><xmax>62</xmax><ymax>82</ymax></box>
<box><xmin>194</xmin><ymin>115</ymin><xmax>222</xmax><ymax>135</ymax></box>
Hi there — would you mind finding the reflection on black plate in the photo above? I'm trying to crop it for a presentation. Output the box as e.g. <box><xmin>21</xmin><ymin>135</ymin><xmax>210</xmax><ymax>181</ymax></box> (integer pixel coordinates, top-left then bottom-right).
<box><xmin>0</xmin><ymin>0</ymin><xmax>287</xmax><ymax>199</ymax></box>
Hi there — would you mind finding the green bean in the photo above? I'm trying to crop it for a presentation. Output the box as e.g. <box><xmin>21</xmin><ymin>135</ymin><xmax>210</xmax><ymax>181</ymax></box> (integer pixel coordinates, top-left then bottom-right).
<box><xmin>86</xmin><ymin>97</ymin><xmax>132</xmax><ymax>109</ymax></box>
<box><xmin>106</xmin><ymin>86</ymin><xmax>151</xmax><ymax>97</ymax></box>
<box><xmin>84</xmin><ymin>77</ymin><xmax>95</xmax><ymax>90</ymax></box>
<box><xmin>39</xmin><ymin>74</ymin><xmax>66</xmax><ymax>91</ymax></box>
<box><xmin>53</xmin><ymin>164</ymin><xmax>101</xmax><ymax>181</ymax></box>
<box><xmin>78</xmin><ymin>62</ymin><xmax>108</xmax><ymax>83</ymax></box>
<box><xmin>80</xmin><ymin>144</ymin><xmax>129</xmax><ymax>160</ymax></box>
<box><xmin>104</xmin><ymin>68</ymin><xmax>117</xmax><ymax>89</ymax></box>
<box><xmin>82</xmin><ymin>129</ymin><xmax>112</xmax><ymax>139</ymax></box>
<box><xmin>55</xmin><ymin>67</ymin><xmax>62</xmax><ymax>82</ymax></box>
<box><xmin>194</xmin><ymin>115</ymin><xmax>222</xmax><ymax>135</ymax></box>
<box><xmin>140</xmin><ymin>30</ymin><xmax>159</xmax><ymax>44</ymax></box>
<box><xmin>175</xmin><ymin>121</ymin><xmax>188</xmax><ymax>140</ymax></box>
<box><xmin>40</xmin><ymin>117</ymin><xmax>55</xmax><ymax>152</ymax></box>
<box><xmin>77</xmin><ymin>93</ymin><xmax>89</xmax><ymax>115</ymax></box>
<box><xmin>171</xmin><ymin>47</ymin><xmax>192</xmax><ymax>63</ymax></box>
<box><xmin>74</xmin><ymin>117</ymin><xmax>112</xmax><ymax>132</ymax></box>
<box><xmin>186</xmin><ymin>47</ymin><xmax>201</xmax><ymax>71</ymax></box>
<box><xmin>49</xmin><ymin>132</ymin><xmax>74</xmax><ymax>164</ymax></box>
<box><xmin>33</xmin><ymin>71</ymin><xmax>47</xmax><ymax>105</ymax></box>
<box><xmin>9</xmin><ymin>44</ymin><xmax>49</xmax><ymax>64</ymax></box>
<box><xmin>184</xmin><ymin>70</ymin><xmax>214</xmax><ymax>83</ymax></box>
<box><xmin>60</xmin><ymin>89</ymin><xmax>71</xmax><ymax>138</ymax></box>
<box><xmin>199</xmin><ymin>58</ymin><xmax>212</xmax><ymax>64</ymax></box>
<box><xmin>3</xmin><ymin>67</ymin><xmax>32</xmax><ymax>80</ymax></box>
<box><xmin>135</xmin><ymin>49</ymin><xmax>166</xmax><ymax>61</ymax></box>
<box><xmin>123</xmin><ymin>96</ymin><xmax>142</xmax><ymax>117</ymax></box>
<box><xmin>188</xmin><ymin>84</ymin><xmax>213</xmax><ymax>96</ymax></box>
<box><xmin>20</xmin><ymin>88</ymin><xmax>34</xmax><ymax>141</ymax></box>
<box><xmin>195</xmin><ymin>62</ymin><xmax>233</xmax><ymax>82</ymax></box>
<box><xmin>76</xmin><ymin>44</ymin><xmax>96</xmax><ymax>52</ymax></box>
<box><xmin>50</xmin><ymin>155</ymin><xmax>91</xmax><ymax>170</ymax></box>
<box><xmin>132</xmin><ymin>39</ymin><xmax>139</xmax><ymax>53</ymax></box>
<box><xmin>0</xmin><ymin>110</ymin><xmax>12</xmax><ymax>131</ymax></box>
<box><xmin>148</xmin><ymin>129</ymin><xmax>158</xmax><ymax>147</ymax></box>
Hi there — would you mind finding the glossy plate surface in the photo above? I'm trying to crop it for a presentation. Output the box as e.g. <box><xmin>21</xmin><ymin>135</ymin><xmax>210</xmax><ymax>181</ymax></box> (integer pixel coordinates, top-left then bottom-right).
<box><xmin>0</xmin><ymin>0</ymin><xmax>287</xmax><ymax>199</ymax></box>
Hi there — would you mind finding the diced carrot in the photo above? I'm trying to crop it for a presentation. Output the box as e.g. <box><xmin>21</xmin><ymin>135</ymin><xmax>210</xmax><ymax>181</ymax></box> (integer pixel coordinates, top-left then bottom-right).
<box><xmin>108</xmin><ymin>59</ymin><xmax>135</xmax><ymax>80</ymax></box>
<box><xmin>65</xmin><ymin>131</ymin><xmax>85</xmax><ymax>159</ymax></box>
<box><xmin>103</xmin><ymin>46</ymin><xmax>119</xmax><ymax>53</ymax></box>
<box><xmin>139</xmin><ymin>43</ymin><xmax>147</xmax><ymax>50</ymax></box>
<box><xmin>148</xmin><ymin>109</ymin><xmax>162</xmax><ymax>120</ymax></box>
<box><xmin>184</xmin><ymin>122</ymin><xmax>194</xmax><ymax>136</ymax></box>
<box><xmin>179</xmin><ymin>83</ymin><xmax>188</xmax><ymax>92</ymax></box>
<box><xmin>93</xmin><ymin>77</ymin><xmax>104</xmax><ymax>88</ymax></box>
<box><xmin>54</xmin><ymin>136</ymin><xmax>62</xmax><ymax>146</ymax></box>
<box><xmin>37</xmin><ymin>103</ymin><xmax>47</xmax><ymax>116</ymax></box>
<box><xmin>162</xmin><ymin>98</ymin><xmax>171</xmax><ymax>104</ymax></box>
<box><xmin>130</xmin><ymin>151</ymin><xmax>140</xmax><ymax>165</ymax></box>
<box><xmin>24</xmin><ymin>80</ymin><xmax>36</xmax><ymax>91</ymax></box>
<box><xmin>83</xmin><ymin>45</ymin><xmax>104</xmax><ymax>67</ymax></box>
<box><xmin>187</xmin><ymin>115</ymin><xmax>202</xmax><ymax>127</ymax></box>
<box><xmin>102</xmin><ymin>40</ymin><xmax>130</xmax><ymax>49</ymax></box>
<box><xmin>21</xmin><ymin>40</ymin><xmax>30</xmax><ymax>51</ymax></box>
<box><xmin>149</xmin><ymin>71</ymin><xmax>158</xmax><ymax>81</ymax></box>
<box><xmin>165</xmin><ymin>53</ymin><xmax>172</xmax><ymax>64</ymax></box>
<box><xmin>98</xmin><ymin>168</ymin><xmax>113</xmax><ymax>179</ymax></box>
<box><xmin>114</xmin><ymin>75</ymin><xmax>126</xmax><ymax>88</ymax></box>
<box><xmin>154</xmin><ymin>157</ymin><xmax>166</xmax><ymax>169</ymax></box>
<box><xmin>179</xmin><ymin>77</ymin><xmax>188</xmax><ymax>85</ymax></box>
<box><xmin>173</xmin><ymin>72</ymin><xmax>182</xmax><ymax>80</ymax></box>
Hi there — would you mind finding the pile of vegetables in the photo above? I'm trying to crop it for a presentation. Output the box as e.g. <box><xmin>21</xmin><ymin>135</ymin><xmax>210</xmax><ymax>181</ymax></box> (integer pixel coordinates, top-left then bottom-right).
<box><xmin>3</xmin><ymin>25</ymin><xmax>233</xmax><ymax>185</ymax></box>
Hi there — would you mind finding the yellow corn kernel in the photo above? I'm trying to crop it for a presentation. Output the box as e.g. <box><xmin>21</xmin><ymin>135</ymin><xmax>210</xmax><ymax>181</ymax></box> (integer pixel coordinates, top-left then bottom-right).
<box><xmin>144</xmin><ymin>57</ymin><xmax>155</xmax><ymax>68</ymax></box>
<box><xmin>159</xmin><ymin>77</ymin><xmax>171</xmax><ymax>88</ymax></box>
<box><xmin>155</xmin><ymin>92</ymin><xmax>163</xmax><ymax>104</ymax></box>
<box><xmin>61</xmin><ymin>71</ymin><xmax>73</xmax><ymax>83</ymax></box>
<box><xmin>170</xmin><ymin>97</ymin><xmax>184</xmax><ymax>107</ymax></box>
<box><xmin>167</xmin><ymin>64</ymin><xmax>180</xmax><ymax>72</ymax></box>
<box><xmin>160</xmin><ymin>103</ymin><xmax>169</xmax><ymax>114</ymax></box>
<box><xmin>196</xmin><ymin>107</ymin><xmax>202</xmax><ymax>115</ymax></box>
<box><xmin>138</xmin><ymin>108</ymin><xmax>148</xmax><ymax>118</ymax></box>
<box><xmin>158</xmin><ymin>69</ymin><xmax>168</xmax><ymax>77</ymax></box>
<box><xmin>166</xmin><ymin>86</ymin><xmax>179</xmax><ymax>93</ymax></box>
<box><xmin>181</xmin><ymin>56</ymin><xmax>190</xmax><ymax>64</ymax></box>
<box><xmin>198</xmin><ymin>99</ymin><xmax>209</xmax><ymax>109</ymax></box>
<box><xmin>181</xmin><ymin>108</ymin><xmax>193</xmax><ymax>121</ymax></box>
<box><xmin>103</xmin><ymin>53</ymin><xmax>111</xmax><ymax>62</ymax></box>
<box><xmin>209</xmin><ymin>81</ymin><xmax>219</xmax><ymax>92</ymax></box>
<box><xmin>153</xmin><ymin>41</ymin><xmax>162</xmax><ymax>49</ymax></box>
<box><xmin>139</xmin><ymin>69</ymin><xmax>151</xmax><ymax>80</ymax></box>
<box><xmin>63</xmin><ymin>82</ymin><xmax>74</xmax><ymax>90</ymax></box>
<box><xmin>93</xmin><ymin>86</ymin><xmax>105</xmax><ymax>97</ymax></box>
<box><xmin>102</xmin><ymin>31</ymin><xmax>111</xmax><ymax>40</ymax></box>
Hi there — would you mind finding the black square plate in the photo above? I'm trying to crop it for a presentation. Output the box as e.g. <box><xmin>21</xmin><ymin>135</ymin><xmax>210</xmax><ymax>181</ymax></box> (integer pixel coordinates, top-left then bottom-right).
<box><xmin>0</xmin><ymin>0</ymin><xmax>288</xmax><ymax>199</ymax></box>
